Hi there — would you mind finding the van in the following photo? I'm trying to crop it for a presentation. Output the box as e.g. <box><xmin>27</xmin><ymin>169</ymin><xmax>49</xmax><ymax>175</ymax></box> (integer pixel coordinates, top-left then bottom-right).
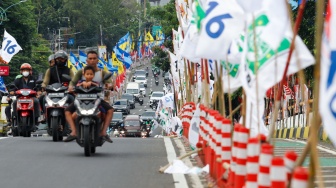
<box><xmin>126</xmin><ymin>82</ymin><xmax>140</xmax><ymax>98</ymax></box>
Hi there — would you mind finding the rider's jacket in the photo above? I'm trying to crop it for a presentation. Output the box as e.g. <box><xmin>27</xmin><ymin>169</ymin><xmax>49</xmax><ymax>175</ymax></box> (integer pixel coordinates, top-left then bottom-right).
<box><xmin>14</xmin><ymin>76</ymin><xmax>36</xmax><ymax>90</ymax></box>
<box><xmin>49</xmin><ymin>66</ymin><xmax>71</xmax><ymax>85</ymax></box>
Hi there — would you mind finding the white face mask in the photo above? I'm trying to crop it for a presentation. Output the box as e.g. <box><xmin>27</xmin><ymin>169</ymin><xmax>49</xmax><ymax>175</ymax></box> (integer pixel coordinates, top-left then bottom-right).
<box><xmin>22</xmin><ymin>71</ymin><xmax>29</xmax><ymax>77</ymax></box>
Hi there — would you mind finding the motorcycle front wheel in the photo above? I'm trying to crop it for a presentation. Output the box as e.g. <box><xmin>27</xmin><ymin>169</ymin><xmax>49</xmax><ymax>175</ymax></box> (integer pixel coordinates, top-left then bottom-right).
<box><xmin>51</xmin><ymin>117</ymin><xmax>62</xmax><ymax>142</ymax></box>
<box><xmin>84</xmin><ymin>125</ymin><xmax>92</xmax><ymax>157</ymax></box>
<box><xmin>20</xmin><ymin>116</ymin><xmax>31</xmax><ymax>137</ymax></box>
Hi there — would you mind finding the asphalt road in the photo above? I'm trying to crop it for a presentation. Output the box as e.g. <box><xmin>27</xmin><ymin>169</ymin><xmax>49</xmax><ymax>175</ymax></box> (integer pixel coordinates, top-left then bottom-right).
<box><xmin>0</xmin><ymin>64</ymin><xmax>182</xmax><ymax>188</ymax></box>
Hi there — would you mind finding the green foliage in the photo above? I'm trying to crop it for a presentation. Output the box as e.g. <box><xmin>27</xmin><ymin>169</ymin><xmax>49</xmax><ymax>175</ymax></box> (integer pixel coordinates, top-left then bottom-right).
<box><xmin>151</xmin><ymin>46</ymin><xmax>170</xmax><ymax>72</ymax></box>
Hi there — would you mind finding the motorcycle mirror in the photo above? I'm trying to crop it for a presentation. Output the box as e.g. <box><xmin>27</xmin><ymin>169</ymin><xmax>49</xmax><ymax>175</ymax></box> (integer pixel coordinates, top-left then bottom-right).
<box><xmin>103</xmin><ymin>73</ymin><xmax>113</xmax><ymax>81</ymax></box>
<box><xmin>36</xmin><ymin>80</ymin><xmax>43</xmax><ymax>85</ymax></box>
<box><xmin>62</xmin><ymin>74</ymin><xmax>71</xmax><ymax>81</ymax></box>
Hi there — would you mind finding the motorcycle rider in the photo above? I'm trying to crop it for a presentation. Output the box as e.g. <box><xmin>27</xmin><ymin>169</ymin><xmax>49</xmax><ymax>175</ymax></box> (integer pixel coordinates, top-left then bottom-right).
<box><xmin>12</xmin><ymin>63</ymin><xmax>41</xmax><ymax>127</ymax></box>
<box><xmin>63</xmin><ymin>50</ymin><xmax>114</xmax><ymax>143</ymax></box>
<box><xmin>41</xmin><ymin>51</ymin><xmax>75</xmax><ymax>117</ymax></box>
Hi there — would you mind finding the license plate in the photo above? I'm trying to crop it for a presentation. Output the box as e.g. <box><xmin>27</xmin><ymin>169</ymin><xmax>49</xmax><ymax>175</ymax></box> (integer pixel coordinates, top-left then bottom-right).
<box><xmin>48</xmin><ymin>93</ymin><xmax>64</xmax><ymax>97</ymax></box>
<box><xmin>77</xmin><ymin>94</ymin><xmax>97</xmax><ymax>99</ymax></box>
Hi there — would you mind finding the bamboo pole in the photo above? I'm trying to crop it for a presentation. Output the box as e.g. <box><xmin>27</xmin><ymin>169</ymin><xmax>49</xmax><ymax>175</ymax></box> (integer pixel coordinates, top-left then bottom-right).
<box><xmin>307</xmin><ymin>0</ymin><xmax>325</xmax><ymax>187</ymax></box>
<box><xmin>184</xmin><ymin>60</ymin><xmax>191</xmax><ymax>102</ymax></box>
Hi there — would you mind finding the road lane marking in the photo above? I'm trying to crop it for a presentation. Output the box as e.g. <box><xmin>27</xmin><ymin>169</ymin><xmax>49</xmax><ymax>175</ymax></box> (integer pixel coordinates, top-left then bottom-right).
<box><xmin>284</xmin><ymin>139</ymin><xmax>336</xmax><ymax>155</ymax></box>
<box><xmin>164</xmin><ymin>137</ymin><xmax>189</xmax><ymax>188</ymax></box>
<box><xmin>0</xmin><ymin>137</ymin><xmax>8</xmax><ymax>140</ymax></box>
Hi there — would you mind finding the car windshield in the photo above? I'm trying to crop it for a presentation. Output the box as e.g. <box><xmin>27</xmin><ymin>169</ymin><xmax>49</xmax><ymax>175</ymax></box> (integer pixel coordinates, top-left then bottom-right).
<box><xmin>112</xmin><ymin>113</ymin><xmax>123</xmax><ymax>120</ymax></box>
<box><xmin>114</xmin><ymin>101</ymin><xmax>127</xmax><ymax>105</ymax></box>
<box><xmin>136</xmin><ymin>77</ymin><xmax>145</xmax><ymax>80</ymax></box>
<box><xmin>121</xmin><ymin>95</ymin><xmax>133</xmax><ymax>100</ymax></box>
<box><xmin>141</xmin><ymin>111</ymin><xmax>155</xmax><ymax>117</ymax></box>
<box><xmin>135</xmin><ymin>71</ymin><xmax>146</xmax><ymax>76</ymax></box>
<box><xmin>139</xmin><ymin>84</ymin><xmax>145</xmax><ymax>89</ymax></box>
<box><xmin>125</xmin><ymin>120</ymin><xmax>139</xmax><ymax>126</ymax></box>
<box><xmin>152</xmin><ymin>93</ymin><xmax>163</xmax><ymax>97</ymax></box>
<box><xmin>126</xmin><ymin>89</ymin><xmax>138</xmax><ymax>94</ymax></box>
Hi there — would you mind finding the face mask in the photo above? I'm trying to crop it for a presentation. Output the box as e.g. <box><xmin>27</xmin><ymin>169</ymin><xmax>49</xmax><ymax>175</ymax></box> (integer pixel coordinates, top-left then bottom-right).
<box><xmin>22</xmin><ymin>71</ymin><xmax>29</xmax><ymax>77</ymax></box>
<box><xmin>56</xmin><ymin>60</ymin><xmax>66</xmax><ymax>66</ymax></box>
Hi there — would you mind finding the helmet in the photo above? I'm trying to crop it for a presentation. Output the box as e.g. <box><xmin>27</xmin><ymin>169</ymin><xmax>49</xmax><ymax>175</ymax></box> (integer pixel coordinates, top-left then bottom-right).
<box><xmin>54</xmin><ymin>50</ymin><xmax>68</xmax><ymax>59</ymax></box>
<box><xmin>20</xmin><ymin>63</ymin><xmax>32</xmax><ymax>71</ymax></box>
<box><xmin>48</xmin><ymin>54</ymin><xmax>55</xmax><ymax>62</ymax></box>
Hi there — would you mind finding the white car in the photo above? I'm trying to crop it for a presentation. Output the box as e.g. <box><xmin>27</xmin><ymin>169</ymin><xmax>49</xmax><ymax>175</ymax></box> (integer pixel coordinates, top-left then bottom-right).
<box><xmin>135</xmin><ymin>76</ymin><xmax>147</xmax><ymax>87</ymax></box>
<box><xmin>149</xmin><ymin>91</ymin><xmax>164</xmax><ymax>107</ymax></box>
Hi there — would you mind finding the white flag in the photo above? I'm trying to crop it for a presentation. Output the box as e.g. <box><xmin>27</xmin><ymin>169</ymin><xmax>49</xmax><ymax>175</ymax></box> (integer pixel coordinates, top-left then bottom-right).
<box><xmin>195</xmin><ymin>0</ymin><xmax>245</xmax><ymax>59</ymax></box>
<box><xmin>161</xmin><ymin>93</ymin><xmax>175</xmax><ymax>109</ymax></box>
<box><xmin>236</xmin><ymin>0</ymin><xmax>264</xmax><ymax>13</ymax></box>
<box><xmin>244</xmin><ymin>96</ymin><xmax>269</xmax><ymax>137</ymax></box>
<box><xmin>319</xmin><ymin>0</ymin><xmax>336</xmax><ymax>146</ymax></box>
<box><xmin>240</xmin><ymin>12</ymin><xmax>315</xmax><ymax>102</ymax></box>
<box><xmin>188</xmin><ymin>104</ymin><xmax>200</xmax><ymax>150</ymax></box>
<box><xmin>0</xmin><ymin>30</ymin><xmax>22</xmax><ymax>63</ymax></box>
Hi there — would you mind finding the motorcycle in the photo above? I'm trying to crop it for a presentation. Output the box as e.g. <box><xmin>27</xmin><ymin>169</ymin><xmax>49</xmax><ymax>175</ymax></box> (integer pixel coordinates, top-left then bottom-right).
<box><xmin>141</xmin><ymin>119</ymin><xmax>153</xmax><ymax>138</ymax></box>
<box><xmin>65</xmin><ymin>73</ymin><xmax>112</xmax><ymax>156</ymax></box>
<box><xmin>11</xmin><ymin>80</ymin><xmax>43</xmax><ymax>137</ymax></box>
<box><xmin>152</xmin><ymin>100</ymin><xmax>158</xmax><ymax>110</ymax></box>
<box><xmin>44</xmin><ymin>79</ymin><xmax>71</xmax><ymax>141</ymax></box>
<box><xmin>155</xmin><ymin>80</ymin><xmax>159</xmax><ymax>86</ymax></box>
<box><xmin>135</xmin><ymin>95</ymin><xmax>143</xmax><ymax>105</ymax></box>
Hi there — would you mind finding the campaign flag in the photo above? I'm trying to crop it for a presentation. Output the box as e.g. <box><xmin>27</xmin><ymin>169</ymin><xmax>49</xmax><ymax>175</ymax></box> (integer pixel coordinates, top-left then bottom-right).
<box><xmin>320</xmin><ymin>0</ymin><xmax>336</xmax><ymax>146</ymax></box>
<box><xmin>240</xmin><ymin>13</ymin><xmax>315</xmax><ymax>102</ymax></box>
<box><xmin>70</xmin><ymin>52</ymin><xmax>83</xmax><ymax>70</ymax></box>
<box><xmin>114</xmin><ymin>46</ymin><xmax>132</xmax><ymax>69</ymax></box>
<box><xmin>118</xmin><ymin>32</ymin><xmax>132</xmax><ymax>53</ymax></box>
<box><xmin>0</xmin><ymin>76</ymin><xmax>7</xmax><ymax>93</ymax></box>
<box><xmin>188</xmin><ymin>104</ymin><xmax>200</xmax><ymax>150</ymax></box>
<box><xmin>0</xmin><ymin>30</ymin><xmax>22</xmax><ymax>64</ymax></box>
<box><xmin>102</xmin><ymin>58</ymin><xmax>117</xmax><ymax>72</ymax></box>
<box><xmin>236</xmin><ymin>0</ymin><xmax>264</xmax><ymax>13</ymax></box>
<box><xmin>79</xmin><ymin>50</ymin><xmax>87</xmax><ymax>64</ymax></box>
<box><xmin>161</xmin><ymin>93</ymin><xmax>175</xmax><ymax>109</ymax></box>
<box><xmin>195</xmin><ymin>0</ymin><xmax>245</xmax><ymax>59</ymax></box>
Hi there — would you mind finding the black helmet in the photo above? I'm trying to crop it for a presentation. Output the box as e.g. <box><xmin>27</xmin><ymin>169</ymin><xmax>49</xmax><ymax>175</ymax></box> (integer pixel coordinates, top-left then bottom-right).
<box><xmin>54</xmin><ymin>50</ymin><xmax>68</xmax><ymax>60</ymax></box>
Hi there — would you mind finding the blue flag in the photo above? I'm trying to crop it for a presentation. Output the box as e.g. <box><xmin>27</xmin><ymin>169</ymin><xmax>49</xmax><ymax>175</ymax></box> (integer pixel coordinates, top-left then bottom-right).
<box><xmin>70</xmin><ymin>52</ymin><xmax>83</xmax><ymax>70</ymax></box>
<box><xmin>114</xmin><ymin>46</ymin><xmax>132</xmax><ymax>69</ymax></box>
<box><xmin>79</xmin><ymin>50</ymin><xmax>87</xmax><ymax>64</ymax></box>
<box><xmin>0</xmin><ymin>76</ymin><xmax>7</xmax><ymax>93</ymax></box>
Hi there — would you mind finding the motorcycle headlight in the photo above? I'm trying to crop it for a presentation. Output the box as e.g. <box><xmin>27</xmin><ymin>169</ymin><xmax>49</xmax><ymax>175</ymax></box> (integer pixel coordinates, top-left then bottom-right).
<box><xmin>45</xmin><ymin>95</ymin><xmax>54</xmax><ymax>107</ymax></box>
<box><xmin>121</xmin><ymin>130</ymin><xmax>125</xmax><ymax>134</ymax></box>
<box><xmin>75</xmin><ymin>99</ymin><xmax>101</xmax><ymax>116</ymax></box>
<box><xmin>57</xmin><ymin>95</ymin><xmax>68</xmax><ymax>107</ymax></box>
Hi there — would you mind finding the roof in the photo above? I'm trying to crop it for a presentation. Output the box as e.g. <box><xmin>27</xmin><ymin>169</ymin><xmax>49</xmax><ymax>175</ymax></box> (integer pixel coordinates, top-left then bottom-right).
<box><xmin>115</xmin><ymin>99</ymin><xmax>128</xmax><ymax>102</ymax></box>
<box><xmin>124</xmin><ymin>115</ymin><xmax>139</xmax><ymax>120</ymax></box>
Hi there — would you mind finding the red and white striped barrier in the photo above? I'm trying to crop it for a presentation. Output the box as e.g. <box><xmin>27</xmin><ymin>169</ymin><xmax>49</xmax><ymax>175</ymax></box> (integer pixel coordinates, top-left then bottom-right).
<box><xmin>220</xmin><ymin>118</ymin><xmax>231</xmax><ymax>185</ymax></box>
<box><xmin>284</xmin><ymin>151</ymin><xmax>298</xmax><ymax>182</ymax></box>
<box><xmin>228</xmin><ymin>124</ymin><xmax>242</xmax><ymax>187</ymax></box>
<box><xmin>234</xmin><ymin>126</ymin><xmax>249</xmax><ymax>188</ymax></box>
<box><xmin>257</xmin><ymin>143</ymin><xmax>273</xmax><ymax>188</ymax></box>
<box><xmin>270</xmin><ymin>157</ymin><xmax>286</xmax><ymax>188</ymax></box>
<box><xmin>290</xmin><ymin>167</ymin><xmax>308</xmax><ymax>188</ymax></box>
<box><xmin>207</xmin><ymin>110</ymin><xmax>218</xmax><ymax>178</ymax></box>
<box><xmin>246</xmin><ymin>137</ymin><xmax>260</xmax><ymax>188</ymax></box>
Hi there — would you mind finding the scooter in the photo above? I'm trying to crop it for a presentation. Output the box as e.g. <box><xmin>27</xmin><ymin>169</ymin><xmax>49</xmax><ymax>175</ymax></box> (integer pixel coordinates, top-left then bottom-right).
<box><xmin>44</xmin><ymin>79</ymin><xmax>71</xmax><ymax>141</ymax></box>
<box><xmin>155</xmin><ymin>80</ymin><xmax>159</xmax><ymax>86</ymax></box>
<box><xmin>65</xmin><ymin>73</ymin><xmax>112</xmax><ymax>156</ymax></box>
<box><xmin>135</xmin><ymin>95</ymin><xmax>143</xmax><ymax>105</ymax></box>
<box><xmin>11</xmin><ymin>81</ymin><xmax>43</xmax><ymax>137</ymax></box>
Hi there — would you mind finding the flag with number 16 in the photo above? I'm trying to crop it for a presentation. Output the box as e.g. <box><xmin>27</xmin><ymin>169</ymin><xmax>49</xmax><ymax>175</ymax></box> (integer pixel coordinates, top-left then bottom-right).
<box><xmin>0</xmin><ymin>30</ymin><xmax>23</xmax><ymax>64</ymax></box>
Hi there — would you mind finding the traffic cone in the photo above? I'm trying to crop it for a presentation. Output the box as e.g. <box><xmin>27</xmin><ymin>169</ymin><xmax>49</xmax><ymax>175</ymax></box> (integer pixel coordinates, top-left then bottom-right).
<box><xmin>270</xmin><ymin>157</ymin><xmax>286</xmax><ymax>188</ymax></box>
<box><xmin>257</xmin><ymin>143</ymin><xmax>273</xmax><ymax>188</ymax></box>
<box><xmin>290</xmin><ymin>167</ymin><xmax>308</xmax><ymax>188</ymax></box>
<box><xmin>220</xmin><ymin>118</ymin><xmax>232</xmax><ymax>186</ymax></box>
<box><xmin>213</xmin><ymin>114</ymin><xmax>224</xmax><ymax>187</ymax></box>
<box><xmin>208</xmin><ymin>110</ymin><xmax>219</xmax><ymax>178</ymax></box>
<box><xmin>246</xmin><ymin>137</ymin><xmax>260</xmax><ymax>188</ymax></box>
<box><xmin>284</xmin><ymin>151</ymin><xmax>298</xmax><ymax>182</ymax></box>
<box><xmin>227</xmin><ymin>124</ymin><xmax>242</xmax><ymax>188</ymax></box>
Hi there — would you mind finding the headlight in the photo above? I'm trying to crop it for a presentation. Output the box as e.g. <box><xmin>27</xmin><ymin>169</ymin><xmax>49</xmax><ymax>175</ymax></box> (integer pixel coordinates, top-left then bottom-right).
<box><xmin>58</xmin><ymin>96</ymin><xmax>68</xmax><ymax>106</ymax></box>
<box><xmin>45</xmin><ymin>95</ymin><xmax>68</xmax><ymax>107</ymax></box>
<box><xmin>121</xmin><ymin>130</ymin><xmax>125</xmax><ymax>134</ymax></box>
<box><xmin>75</xmin><ymin>99</ymin><xmax>101</xmax><ymax>116</ymax></box>
<box><xmin>45</xmin><ymin>96</ymin><xmax>54</xmax><ymax>107</ymax></box>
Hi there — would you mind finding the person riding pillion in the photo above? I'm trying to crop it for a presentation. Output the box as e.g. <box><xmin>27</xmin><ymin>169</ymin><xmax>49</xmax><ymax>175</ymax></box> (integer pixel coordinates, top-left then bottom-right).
<box><xmin>63</xmin><ymin>50</ymin><xmax>114</xmax><ymax>143</ymax></box>
<box><xmin>12</xmin><ymin>63</ymin><xmax>41</xmax><ymax>126</ymax></box>
<box><xmin>41</xmin><ymin>51</ymin><xmax>75</xmax><ymax>114</ymax></box>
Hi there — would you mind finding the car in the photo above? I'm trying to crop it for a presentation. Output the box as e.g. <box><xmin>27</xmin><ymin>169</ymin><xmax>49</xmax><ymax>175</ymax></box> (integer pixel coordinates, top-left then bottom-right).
<box><xmin>121</xmin><ymin>93</ymin><xmax>135</xmax><ymax>109</ymax></box>
<box><xmin>120</xmin><ymin>115</ymin><xmax>142</xmax><ymax>137</ymax></box>
<box><xmin>113</xmin><ymin>99</ymin><xmax>130</xmax><ymax>115</ymax></box>
<box><xmin>134</xmin><ymin>75</ymin><xmax>147</xmax><ymax>87</ymax></box>
<box><xmin>140</xmin><ymin>110</ymin><xmax>156</xmax><ymax>122</ymax></box>
<box><xmin>164</xmin><ymin>72</ymin><xmax>170</xmax><ymax>82</ymax></box>
<box><xmin>139</xmin><ymin>83</ymin><xmax>146</xmax><ymax>97</ymax></box>
<box><xmin>149</xmin><ymin>91</ymin><xmax>164</xmax><ymax>107</ymax></box>
<box><xmin>110</xmin><ymin>112</ymin><xmax>124</xmax><ymax>130</ymax></box>
<box><xmin>133</xmin><ymin>70</ymin><xmax>146</xmax><ymax>81</ymax></box>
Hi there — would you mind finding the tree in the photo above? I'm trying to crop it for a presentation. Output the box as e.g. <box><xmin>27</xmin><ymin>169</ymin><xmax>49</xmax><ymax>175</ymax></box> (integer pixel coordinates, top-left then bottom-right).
<box><xmin>151</xmin><ymin>46</ymin><xmax>170</xmax><ymax>72</ymax></box>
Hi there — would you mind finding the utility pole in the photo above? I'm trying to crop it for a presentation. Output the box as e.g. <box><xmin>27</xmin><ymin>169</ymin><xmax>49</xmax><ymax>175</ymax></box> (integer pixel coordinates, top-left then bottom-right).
<box><xmin>58</xmin><ymin>29</ymin><xmax>61</xmax><ymax>51</ymax></box>
<box><xmin>100</xmin><ymin>25</ymin><xmax>103</xmax><ymax>46</ymax></box>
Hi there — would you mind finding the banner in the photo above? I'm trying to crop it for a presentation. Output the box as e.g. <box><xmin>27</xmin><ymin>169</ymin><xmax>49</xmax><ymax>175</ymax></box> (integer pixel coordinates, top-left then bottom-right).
<box><xmin>98</xmin><ymin>45</ymin><xmax>107</xmax><ymax>61</ymax></box>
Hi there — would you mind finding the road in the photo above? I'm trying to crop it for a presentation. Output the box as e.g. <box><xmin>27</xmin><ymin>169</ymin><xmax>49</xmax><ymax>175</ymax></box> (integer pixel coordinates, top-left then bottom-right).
<box><xmin>0</xmin><ymin>64</ymin><xmax>189</xmax><ymax>188</ymax></box>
